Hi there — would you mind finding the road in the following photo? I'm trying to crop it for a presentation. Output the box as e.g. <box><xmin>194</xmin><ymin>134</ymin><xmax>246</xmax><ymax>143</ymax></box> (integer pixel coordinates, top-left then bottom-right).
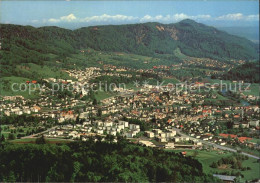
<box><xmin>173</xmin><ymin>127</ymin><xmax>260</xmax><ymax>160</ymax></box>
<box><xmin>21</xmin><ymin>126</ymin><xmax>58</xmax><ymax>139</ymax></box>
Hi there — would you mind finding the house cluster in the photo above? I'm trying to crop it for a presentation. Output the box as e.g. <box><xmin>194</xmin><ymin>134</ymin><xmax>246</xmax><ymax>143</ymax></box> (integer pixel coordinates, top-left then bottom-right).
<box><xmin>46</xmin><ymin>120</ymin><xmax>140</xmax><ymax>140</ymax></box>
<box><xmin>1</xmin><ymin>64</ymin><xmax>259</xmax><ymax>154</ymax></box>
<box><xmin>0</xmin><ymin>96</ymin><xmax>40</xmax><ymax>116</ymax></box>
<box><xmin>145</xmin><ymin>128</ymin><xmax>177</xmax><ymax>142</ymax></box>
<box><xmin>183</xmin><ymin>58</ymin><xmax>235</xmax><ymax>70</ymax></box>
<box><xmin>66</xmin><ymin>67</ymin><xmax>101</xmax><ymax>82</ymax></box>
<box><xmin>95</xmin><ymin>85</ymin><xmax>259</xmax><ymax>148</ymax></box>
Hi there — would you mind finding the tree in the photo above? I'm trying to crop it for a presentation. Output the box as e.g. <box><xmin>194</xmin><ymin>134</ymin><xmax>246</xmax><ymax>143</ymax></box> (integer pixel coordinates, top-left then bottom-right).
<box><xmin>8</xmin><ymin>133</ymin><xmax>15</xmax><ymax>140</ymax></box>
<box><xmin>35</xmin><ymin>135</ymin><xmax>46</xmax><ymax>144</ymax></box>
<box><xmin>0</xmin><ymin>135</ymin><xmax>5</xmax><ymax>142</ymax></box>
<box><xmin>92</xmin><ymin>98</ymin><xmax>97</xmax><ymax>106</ymax></box>
<box><xmin>105</xmin><ymin>134</ymin><xmax>115</xmax><ymax>143</ymax></box>
<box><xmin>7</xmin><ymin>171</ymin><xmax>16</xmax><ymax>182</ymax></box>
<box><xmin>95</xmin><ymin>135</ymin><xmax>103</xmax><ymax>143</ymax></box>
<box><xmin>211</xmin><ymin>162</ymin><xmax>217</xmax><ymax>168</ymax></box>
<box><xmin>97</xmin><ymin>108</ymin><xmax>102</xmax><ymax>117</ymax></box>
<box><xmin>192</xmin><ymin>150</ymin><xmax>199</xmax><ymax>157</ymax></box>
<box><xmin>234</xmin><ymin>176</ymin><xmax>243</xmax><ymax>183</ymax></box>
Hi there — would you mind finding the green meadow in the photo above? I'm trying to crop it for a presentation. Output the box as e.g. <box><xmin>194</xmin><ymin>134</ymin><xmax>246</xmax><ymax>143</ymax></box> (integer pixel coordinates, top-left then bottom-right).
<box><xmin>94</xmin><ymin>90</ymin><xmax>116</xmax><ymax>101</ymax></box>
<box><xmin>16</xmin><ymin>63</ymin><xmax>72</xmax><ymax>80</ymax></box>
<box><xmin>0</xmin><ymin>76</ymin><xmax>39</xmax><ymax>98</ymax></box>
<box><xmin>243</xmin><ymin>83</ymin><xmax>259</xmax><ymax>96</ymax></box>
<box><xmin>166</xmin><ymin>149</ymin><xmax>260</xmax><ymax>181</ymax></box>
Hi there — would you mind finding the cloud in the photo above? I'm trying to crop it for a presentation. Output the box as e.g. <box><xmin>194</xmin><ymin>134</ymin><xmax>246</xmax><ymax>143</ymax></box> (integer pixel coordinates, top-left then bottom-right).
<box><xmin>245</xmin><ymin>14</ymin><xmax>259</xmax><ymax>21</ymax></box>
<box><xmin>216</xmin><ymin>13</ymin><xmax>259</xmax><ymax>21</ymax></box>
<box><xmin>216</xmin><ymin>13</ymin><xmax>244</xmax><ymax>20</ymax></box>
<box><xmin>140</xmin><ymin>13</ymin><xmax>211</xmax><ymax>22</ymax></box>
<box><xmin>31</xmin><ymin>20</ymin><xmax>39</xmax><ymax>23</ymax></box>
<box><xmin>173</xmin><ymin>13</ymin><xmax>190</xmax><ymax>21</ymax></box>
<box><xmin>80</xmin><ymin>14</ymin><xmax>137</xmax><ymax>22</ymax></box>
<box><xmin>48</xmin><ymin>13</ymin><xmax>76</xmax><ymax>23</ymax></box>
<box><xmin>140</xmin><ymin>15</ymin><xmax>153</xmax><ymax>22</ymax></box>
<box><xmin>60</xmin><ymin>14</ymin><xmax>76</xmax><ymax>22</ymax></box>
<box><xmin>45</xmin><ymin>13</ymin><xmax>259</xmax><ymax>24</ymax></box>
<box><xmin>48</xmin><ymin>18</ymin><xmax>60</xmax><ymax>23</ymax></box>
<box><xmin>195</xmin><ymin>15</ymin><xmax>211</xmax><ymax>19</ymax></box>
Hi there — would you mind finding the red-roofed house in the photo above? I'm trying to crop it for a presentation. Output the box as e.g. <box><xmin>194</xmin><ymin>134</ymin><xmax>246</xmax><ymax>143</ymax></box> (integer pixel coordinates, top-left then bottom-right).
<box><xmin>234</xmin><ymin>115</ymin><xmax>240</xmax><ymax>118</ymax></box>
<box><xmin>181</xmin><ymin>151</ymin><xmax>187</xmax><ymax>157</ymax></box>
<box><xmin>238</xmin><ymin>137</ymin><xmax>252</xmax><ymax>143</ymax></box>
<box><xmin>219</xmin><ymin>133</ymin><xmax>237</xmax><ymax>139</ymax></box>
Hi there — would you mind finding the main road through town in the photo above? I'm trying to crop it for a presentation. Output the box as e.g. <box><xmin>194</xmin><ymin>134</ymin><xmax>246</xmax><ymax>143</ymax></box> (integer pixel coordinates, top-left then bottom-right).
<box><xmin>172</xmin><ymin>127</ymin><xmax>260</xmax><ymax>160</ymax></box>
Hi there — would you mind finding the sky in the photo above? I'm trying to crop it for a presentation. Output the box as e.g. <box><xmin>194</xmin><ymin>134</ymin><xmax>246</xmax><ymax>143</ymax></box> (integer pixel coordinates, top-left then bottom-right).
<box><xmin>1</xmin><ymin>0</ymin><xmax>259</xmax><ymax>29</ymax></box>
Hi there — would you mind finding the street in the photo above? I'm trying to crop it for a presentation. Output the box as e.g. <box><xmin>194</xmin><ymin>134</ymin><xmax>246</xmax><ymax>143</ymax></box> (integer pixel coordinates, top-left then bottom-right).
<box><xmin>173</xmin><ymin>127</ymin><xmax>260</xmax><ymax>160</ymax></box>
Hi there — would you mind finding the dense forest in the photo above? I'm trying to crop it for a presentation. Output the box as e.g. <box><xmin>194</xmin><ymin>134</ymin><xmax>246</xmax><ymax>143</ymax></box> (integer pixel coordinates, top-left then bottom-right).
<box><xmin>0</xmin><ymin>19</ymin><xmax>258</xmax><ymax>77</ymax></box>
<box><xmin>0</xmin><ymin>139</ymin><xmax>218</xmax><ymax>182</ymax></box>
<box><xmin>222</xmin><ymin>62</ymin><xmax>260</xmax><ymax>83</ymax></box>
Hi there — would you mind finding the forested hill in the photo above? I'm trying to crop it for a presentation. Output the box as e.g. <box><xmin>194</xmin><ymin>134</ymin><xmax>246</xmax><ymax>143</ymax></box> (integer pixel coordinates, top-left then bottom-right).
<box><xmin>222</xmin><ymin>62</ymin><xmax>260</xmax><ymax>83</ymax></box>
<box><xmin>0</xmin><ymin>19</ymin><xmax>259</xmax><ymax>68</ymax></box>
<box><xmin>0</xmin><ymin>140</ymin><xmax>218</xmax><ymax>182</ymax></box>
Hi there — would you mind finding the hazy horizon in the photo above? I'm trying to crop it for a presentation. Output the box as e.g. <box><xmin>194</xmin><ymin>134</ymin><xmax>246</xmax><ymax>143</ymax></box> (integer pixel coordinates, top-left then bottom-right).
<box><xmin>1</xmin><ymin>0</ymin><xmax>259</xmax><ymax>29</ymax></box>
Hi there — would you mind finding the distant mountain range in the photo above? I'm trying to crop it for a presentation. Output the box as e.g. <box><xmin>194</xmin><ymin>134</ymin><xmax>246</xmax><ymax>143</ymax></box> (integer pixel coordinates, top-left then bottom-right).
<box><xmin>0</xmin><ymin>19</ymin><xmax>259</xmax><ymax>69</ymax></box>
<box><xmin>218</xmin><ymin>26</ymin><xmax>259</xmax><ymax>44</ymax></box>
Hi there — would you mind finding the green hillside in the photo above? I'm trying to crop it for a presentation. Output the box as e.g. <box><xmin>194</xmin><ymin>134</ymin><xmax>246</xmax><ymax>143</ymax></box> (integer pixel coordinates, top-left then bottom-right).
<box><xmin>173</xmin><ymin>19</ymin><xmax>259</xmax><ymax>60</ymax></box>
<box><xmin>0</xmin><ymin>19</ymin><xmax>259</xmax><ymax>78</ymax></box>
<box><xmin>75</xmin><ymin>20</ymin><xmax>259</xmax><ymax>60</ymax></box>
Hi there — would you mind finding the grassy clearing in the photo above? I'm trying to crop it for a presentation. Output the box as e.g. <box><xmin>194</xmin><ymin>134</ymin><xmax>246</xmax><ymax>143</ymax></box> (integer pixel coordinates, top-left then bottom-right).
<box><xmin>125</xmin><ymin>83</ymin><xmax>139</xmax><ymax>91</ymax></box>
<box><xmin>162</xmin><ymin>78</ymin><xmax>180</xmax><ymax>84</ymax></box>
<box><xmin>65</xmin><ymin>50</ymin><xmax>179</xmax><ymax>70</ymax></box>
<box><xmin>16</xmin><ymin>63</ymin><xmax>72</xmax><ymax>80</ymax></box>
<box><xmin>95</xmin><ymin>91</ymin><xmax>116</xmax><ymax>101</ymax></box>
<box><xmin>0</xmin><ymin>63</ymin><xmax>73</xmax><ymax>98</ymax></box>
<box><xmin>243</xmin><ymin>83</ymin><xmax>259</xmax><ymax>96</ymax></box>
<box><xmin>249</xmin><ymin>138</ymin><xmax>260</xmax><ymax>144</ymax></box>
<box><xmin>11</xmin><ymin>138</ymin><xmax>72</xmax><ymax>144</ymax></box>
<box><xmin>239</xmin><ymin>147</ymin><xmax>260</xmax><ymax>157</ymax></box>
<box><xmin>209</xmin><ymin>79</ymin><xmax>233</xmax><ymax>85</ymax></box>
<box><xmin>208</xmin><ymin>79</ymin><xmax>259</xmax><ymax>97</ymax></box>
<box><xmin>1</xmin><ymin>125</ymin><xmax>37</xmax><ymax>138</ymax></box>
<box><xmin>166</xmin><ymin>149</ymin><xmax>260</xmax><ymax>181</ymax></box>
<box><xmin>11</xmin><ymin>138</ymin><xmax>36</xmax><ymax>143</ymax></box>
<box><xmin>0</xmin><ymin>76</ymin><xmax>39</xmax><ymax>98</ymax></box>
<box><xmin>242</xmin><ymin>158</ymin><xmax>260</xmax><ymax>180</ymax></box>
<box><xmin>173</xmin><ymin>47</ymin><xmax>189</xmax><ymax>60</ymax></box>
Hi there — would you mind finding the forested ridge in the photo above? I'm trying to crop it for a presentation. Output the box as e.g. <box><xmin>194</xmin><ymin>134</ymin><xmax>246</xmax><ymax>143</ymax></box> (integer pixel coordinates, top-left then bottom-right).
<box><xmin>222</xmin><ymin>62</ymin><xmax>260</xmax><ymax>83</ymax></box>
<box><xmin>0</xmin><ymin>139</ymin><xmax>218</xmax><ymax>182</ymax></box>
<box><xmin>0</xmin><ymin>19</ymin><xmax>258</xmax><ymax>72</ymax></box>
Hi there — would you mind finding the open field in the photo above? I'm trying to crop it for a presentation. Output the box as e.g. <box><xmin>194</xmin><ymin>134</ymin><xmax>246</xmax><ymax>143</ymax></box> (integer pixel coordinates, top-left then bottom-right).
<box><xmin>173</xmin><ymin>47</ymin><xmax>189</xmax><ymax>60</ymax></box>
<box><xmin>95</xmin><ymin>91</ymin><xmax>116</xmax><ymax>101</ymax></box>
<box><xmin>208</xmin><ymin>79</ymin><xmax>259</xmax><ymax>96</ymax></box>
<box><xmin>0</xmin><ymin>76</ymin><xmax>39</xmax><ymax>98</ymax></box>
<box><xmin>209</xmin><ymin>79</ymin><xmax>233</xmax><ymax>85</ymax></box>
<box><xmin>166</xmin><ymin>149</ymin><xmax>260</xmax><ymax>181</ymax></box>
<box><xmin>249</xmin><ymin>138</ymin><xmax>260</xmax><ymax>144</ymax></box>
<box><xmin>1</xmin><ymin>125</ymin><xmax>40</xmax><ymax>139</ymax></box>
<box><xmin>65</xmin><ymin>50</ymin><xmax>180</xmax><ymax>70</ymax></box>
<box><xmin>16</xmin><ymin>63</ymin><xmax>72</xmax><ymax>80</ymax></box>
<box><xmin>242</xmin><ymin>157</ymin><xmax>260</xmax><ymax>180</ymax></box>
<box><xmin>125</xmin><ymin>83</ymin><xmax>139</xmax><ymax>91</ymax></box>
<box><xmin>0</xmin><ymin>63</ymin><xmax>74</xmax><ymax>98</ymax></box>
<box><xmin>10</xmin><ymin>138</ymin><xmax>72</xmax><ymax>144</ymax></box>
<box><xmin>243</xmin><ymin>83</ymin><xmax>259</xmax><ymax>96</ymax></box>
<box><xmin>161</xmin><ymin>77</ymin><xmax>180</xmax><ymax>84</ymax></box>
